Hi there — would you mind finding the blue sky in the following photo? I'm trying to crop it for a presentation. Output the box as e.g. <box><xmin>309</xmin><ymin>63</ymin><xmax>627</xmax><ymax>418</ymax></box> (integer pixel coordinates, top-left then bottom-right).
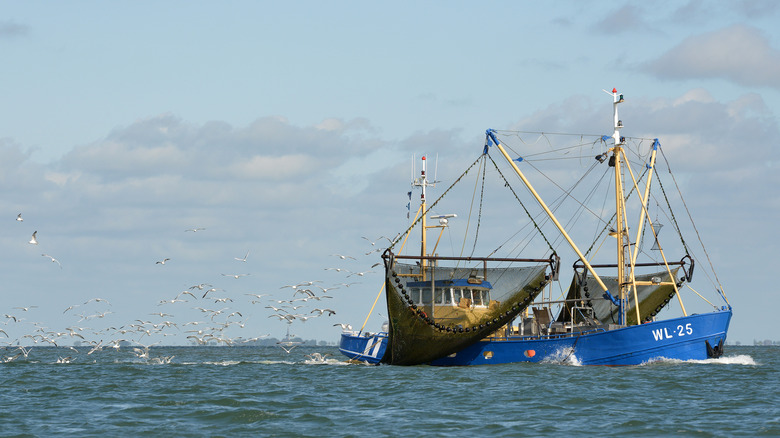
<box><xmin>1</xmin><ymin>1</ymin><xmax>778</xmax><ymax>347</ymax></box>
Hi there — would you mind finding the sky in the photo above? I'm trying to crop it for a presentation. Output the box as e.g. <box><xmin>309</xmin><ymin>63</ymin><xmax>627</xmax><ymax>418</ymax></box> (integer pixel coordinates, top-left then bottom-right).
<box><xmin>1</xmin><ymin>1</ymin><xmax>779</xmax><ymax>347</ymax></box>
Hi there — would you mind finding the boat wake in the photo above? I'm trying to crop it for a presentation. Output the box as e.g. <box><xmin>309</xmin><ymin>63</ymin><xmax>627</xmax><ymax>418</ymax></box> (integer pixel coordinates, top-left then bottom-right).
<box><xmin>642</xmin><ymin>354</ymin><xmax>757</xmax><ymax>366</ymax></box>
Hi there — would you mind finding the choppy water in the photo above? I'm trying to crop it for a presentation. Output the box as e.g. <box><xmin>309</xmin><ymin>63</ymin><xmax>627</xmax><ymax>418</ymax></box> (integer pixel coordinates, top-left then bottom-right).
<box><xmin>1</xmin><ymin>345</ymin><xmax>777</xmax><ymax>437</ymax></box>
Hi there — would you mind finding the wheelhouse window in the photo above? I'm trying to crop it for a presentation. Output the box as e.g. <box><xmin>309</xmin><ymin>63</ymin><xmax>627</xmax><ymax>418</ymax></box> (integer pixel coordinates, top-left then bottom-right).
<box><xmin>434</xmin><ymin>287</ymin><xmax>452</xmax><ymax>305</ymax></box>
<box><xmin>421</xmin><ymin>288</ymin><xmax>432</xmax><ymax>305</ymax></box>
<box><xmin>410</xmin><ymin>287</ymin><xmax>433</xmax><ymax>305</ymax></box>
<box><xmin>452</xmin><ymin>289</ymin><xmax>462</xmax><ymax>305</ymax></box>
<box><xmin>471</xmin><ymin>289</ymin><xmax>483</xmax><ymax>306</ymax></box>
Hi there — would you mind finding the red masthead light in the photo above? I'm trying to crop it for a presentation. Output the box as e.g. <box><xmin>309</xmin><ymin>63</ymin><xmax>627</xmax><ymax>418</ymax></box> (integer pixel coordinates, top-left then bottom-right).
<box><xmin>612</xmin><ymin>88</ymin><xmax>617</xmax><ymax>93</ymax></box>
<box><xmin>422</xmin><ymin>156</ymin><xmax>426</xmax><ymax>160</ymax></box>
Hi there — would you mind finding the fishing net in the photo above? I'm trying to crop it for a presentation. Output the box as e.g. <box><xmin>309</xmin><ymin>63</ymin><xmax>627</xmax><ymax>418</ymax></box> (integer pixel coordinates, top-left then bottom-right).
<box><xmin>382</xmin><ymin>256</ymin><xmax>552</xmax><ymax>365</ymax></box>
<box><xmin>556</xmin><ymin>267</ymin><xmax>682</xmax><ymax>326</ymax></box>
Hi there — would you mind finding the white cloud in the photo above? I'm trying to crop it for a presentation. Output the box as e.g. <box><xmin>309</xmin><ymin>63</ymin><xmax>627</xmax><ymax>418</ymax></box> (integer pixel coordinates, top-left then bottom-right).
<box><xmin>644</xmin><ymin>25</ymin><xmax>780</xmax><ymax>88</ymax></box>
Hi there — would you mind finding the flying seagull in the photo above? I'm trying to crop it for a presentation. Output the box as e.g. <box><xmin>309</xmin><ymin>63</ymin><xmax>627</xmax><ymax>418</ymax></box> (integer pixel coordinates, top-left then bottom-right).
<box><xmin>29</xmin><ymin>231</ymin><xmax>38</xmax><ymax>245</ymax></box>
<box><xmin>185</xmin><ymin>227</ymin><xmax>205</xmax><ymax>232</ymax></box>
<box><xmin>42</xmin><ymin>254</ymin><xmax>62</xmax><ymax>268</ymax></box>
<box><xmin>234</xmin><ymin>251</ymin><xmax>250</xmax><ymax>262</ymax></box>
<box><xmin>16</xmin><ymin>213</ymin><xmax>23</xmax><ymax>222</ymax></box>
<box><xmin>156</xmin><ymin>258</ymin><xmax>170</xmax><ymax>265</ymax></box>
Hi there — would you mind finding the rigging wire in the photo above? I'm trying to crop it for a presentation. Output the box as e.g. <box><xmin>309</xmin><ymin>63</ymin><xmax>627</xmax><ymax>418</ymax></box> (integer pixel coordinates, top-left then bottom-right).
<box><xmin>657</xmin><ymin>146</ymin><xmax>728</xmax><ymax>301</ymax></box>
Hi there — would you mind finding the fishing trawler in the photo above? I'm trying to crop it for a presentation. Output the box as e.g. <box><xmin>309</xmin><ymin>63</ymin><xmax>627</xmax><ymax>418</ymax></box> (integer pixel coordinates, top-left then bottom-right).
<box><xmin>343</xmin><ymin>88</ymin><xmax>732</xmax><ymax>366</ymax></box>
<box><xmin>339</xmin><ymin>155</ymin><xmax>556</xmax><ymax>365</ymax></box>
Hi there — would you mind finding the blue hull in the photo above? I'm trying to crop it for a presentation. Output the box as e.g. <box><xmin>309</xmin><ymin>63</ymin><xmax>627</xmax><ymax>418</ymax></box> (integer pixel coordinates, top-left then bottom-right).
<box><xmin>431</xmin><ymin>309</ymin><xmax>731</xmax><ymax>366</ymax></box>
<box><xmin>338</xmin><ymin>332</ymin><xmax>388</xmax><ymax>364</ymax></box>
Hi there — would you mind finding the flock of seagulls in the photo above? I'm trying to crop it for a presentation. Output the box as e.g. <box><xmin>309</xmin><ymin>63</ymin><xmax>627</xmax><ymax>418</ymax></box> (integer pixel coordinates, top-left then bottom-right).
<box><xmin>3</xmin><ymin>215</ymin><xmax>389</xmax><ymax>364</ymax></box>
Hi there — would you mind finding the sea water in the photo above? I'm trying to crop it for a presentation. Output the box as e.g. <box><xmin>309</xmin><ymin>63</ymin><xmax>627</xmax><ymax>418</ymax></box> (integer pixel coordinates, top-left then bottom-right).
<box><xmin>1</xmin><ymin>345</ymin><xmax>777</xmax><ymax>437</ymax></box>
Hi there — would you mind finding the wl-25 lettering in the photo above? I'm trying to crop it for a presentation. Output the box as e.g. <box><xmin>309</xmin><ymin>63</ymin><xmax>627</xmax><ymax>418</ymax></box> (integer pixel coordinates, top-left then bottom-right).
<box><xmin>651</xmin><ymin>323</ymin><xmax>693</xmax><ymax>341</ymax></box>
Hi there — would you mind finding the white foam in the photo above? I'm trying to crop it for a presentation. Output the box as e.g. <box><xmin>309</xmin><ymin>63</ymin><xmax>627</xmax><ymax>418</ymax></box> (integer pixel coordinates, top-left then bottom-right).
<box><xmin>540</xmin><ymin>347</ymin><xmax>582</xmax><ymax>366</ymax></box>
<box><xmin>642</xmin><ymin>354</ymin><xmax>757</xmax><ymax>366</ymax></box>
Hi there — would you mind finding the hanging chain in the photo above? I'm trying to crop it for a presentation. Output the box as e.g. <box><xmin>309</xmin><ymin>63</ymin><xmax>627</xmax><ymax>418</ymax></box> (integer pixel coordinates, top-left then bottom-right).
<box><xmin>468</xmin><ymin>160</ymin><xmax>487</xmax><ymax>257</ymax></box>
<box><xmin>485</xmin><ymin>153</ymin><xmax>556</xmax><ymax>254</ymax></box>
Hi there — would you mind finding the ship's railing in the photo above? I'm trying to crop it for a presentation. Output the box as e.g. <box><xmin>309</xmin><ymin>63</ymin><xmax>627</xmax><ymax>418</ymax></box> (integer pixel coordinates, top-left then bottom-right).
<box><xmin>385</xmin><ymin>251</ymin><xmax>560</xmax><ymax>282</ymax></box>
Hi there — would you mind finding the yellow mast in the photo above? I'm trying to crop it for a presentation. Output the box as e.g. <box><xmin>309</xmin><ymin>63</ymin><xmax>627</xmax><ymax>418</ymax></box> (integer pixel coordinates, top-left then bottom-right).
<box><xmin>628</xmin><ymin>143</ymin><xmax>658</xmax><ymax>324</ymax></box>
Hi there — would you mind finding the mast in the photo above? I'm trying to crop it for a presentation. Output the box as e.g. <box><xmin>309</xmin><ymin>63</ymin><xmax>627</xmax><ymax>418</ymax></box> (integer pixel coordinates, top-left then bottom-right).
<box><xmin>412</xmin><ymin>156</ymin><xmax>431</xmax><ymax>280</ymax></box>
<box><xmin>609</xmin><ymin>88</ymin><xmax>628</xmax><ymax>325</ymax></box>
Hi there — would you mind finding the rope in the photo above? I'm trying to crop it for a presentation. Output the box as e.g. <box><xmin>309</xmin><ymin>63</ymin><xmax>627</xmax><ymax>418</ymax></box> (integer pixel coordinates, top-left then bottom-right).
<box><xmin>388</xmin><ymin>155</ymin><xmax>484</xmax><ymax>254</ymax></box>
<box><xmin>658</xmin><ymin>146</ymin><xmax>728</xmax><ymax>302</ymax></box>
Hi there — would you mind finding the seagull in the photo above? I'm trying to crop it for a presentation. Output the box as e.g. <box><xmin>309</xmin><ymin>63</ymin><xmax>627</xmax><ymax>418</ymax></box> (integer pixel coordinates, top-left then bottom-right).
<box><xmin>333</xmin><ymin>323</ymin><xmax>353</xmax><ymax>330</ymax></box>
<box><xmin>13</xmin><ymin>306</ymin><xmax>38</xmax><ymax>312</ymax></box>
<box><xmin>330</xmin><ymin>254</ymin><xmax>356</xmax><ymax>260</ymax></box>
<box><xmin>29</xmin><ymin>231</ymin><xmax>38</xmax><ymax>245</ymax></box>
<box><xmin>361</xmin><ymin>236</ymin><xmax>379</xmax><ymax>246</ymax></box>
<box><xmin>362</xmin><ymin>235</ymin><xmax>396</xmax><ymax>246</ymax></box>
<box><xmin>348</xmin><ymin>270</ymin><xmax>375</xmax><ymax>278</ymax></box>
<box><xmin>305</xmin><ymin>352</ymin><xmax>332</xmax><ymax>362</ymax></box>
<box><xmin>311</xmin><ymin>308</ymin><xmax>336</xmax><ymax>316</ymax></box>
<box><xmin>16</xmin><ymin>213</ymin><xmax>23</xmax><ymax>222</ymax></box>
<box><xmin>176</xmin><ymin>290</ymin><xmax>197</xmax><ymax>299</ymax></box>
<box><xmin>245</xmin><ymin>293</ymin><xmax>270</xmax><ymax>299</ymax></box>
<box><xmin>156</xmin><ymin>258</ymin><xmax>170</xmax><ymax>265</ymax></box>
<box><xmin>42</xmin><ymin>254</ymin><xmax>62</xmax><ymax>268</ymax></box>
<box><xmin>221</xmin><ymin>273</ymin><xmax>250</xmax><ymax>279</ymax></box>
<box><xmin>185</xmin><ymin>227</ymin><xmax>205</xmax><ymax>232</ymax></box>
<box><xmin>234</xmin><ymin>251</ymin><xmax>250</xmax><ymax>262</ymax></box>
<box><xmin>294</xmin><ymin>289</ymin><xmax>315</xmax><ymax>297</ymax></box>
<box><xmin>201</xmin><ymin>288</ymin><xmax>220</xmax><ymax>298</ymax></box>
